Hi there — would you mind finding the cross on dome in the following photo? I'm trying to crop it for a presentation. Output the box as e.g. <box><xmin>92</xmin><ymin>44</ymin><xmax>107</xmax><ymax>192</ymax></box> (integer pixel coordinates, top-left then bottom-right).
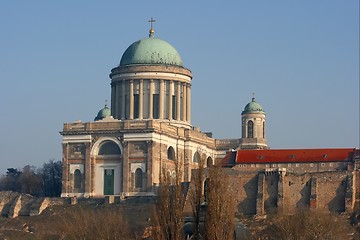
<box><xmin>148</xmin><ymin>17</ymin><xmax>155</xmax><ymax>37</ymax></box>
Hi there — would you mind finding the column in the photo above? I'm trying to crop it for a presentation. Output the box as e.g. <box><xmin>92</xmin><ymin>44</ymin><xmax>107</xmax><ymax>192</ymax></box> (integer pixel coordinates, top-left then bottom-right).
<box><xmin>111</xmin><ymin>83</ymin><xmax>116</xmax><ymax>118</ymax></box>
<box><xmin>186</xmin><ymin>84</ymin><xmax>191</xmax><ymax>123</ymax></box>
<box><xmin>149</xmin><ymin>80</ymin><xmax>154</xmax><ymax>119</ymax></box>
<box><xmin>129</xmin><ymin>80</ymin><xmax>134</xmax><ymax>119</ymax></box>
<box><xmin>116</xmin><ymin>83</ymin><xmax>121</xmax><ymax>119</ymax></box>
<box><xmin>139</xmin><ymin>80</ymin><xmax>143</xmax><ymax>119</ymax></box>
<box><xmin>176</xmin><ymin>82</ymin><xmax>181</xmax><ymax>120</ymax></box>
<box><xmin>159</xmin><ymin>80</ymin><xmax>164</xmax><ymax>119</ymax></box>
<box><xmin>168</xmin><ymin>81</ymin><xmax>173</xmax><ymax>119</ymax></box>
<box><xmin>182</xmin><ymin>83</ymin><xmax>186</xmax><ymax>121</ymax></box>
<box><xmin>121</xmin><ymin>81</ymin><xmax>126</xmax><ymax>120</ymax></box>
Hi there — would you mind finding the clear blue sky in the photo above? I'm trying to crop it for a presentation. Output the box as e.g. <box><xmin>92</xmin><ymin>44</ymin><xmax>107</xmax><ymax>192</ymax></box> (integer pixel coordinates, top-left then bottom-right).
<box><xmin>0</xmin><ymin>1</ymin><xmax>358</xmax><ymax>173</ymax></box>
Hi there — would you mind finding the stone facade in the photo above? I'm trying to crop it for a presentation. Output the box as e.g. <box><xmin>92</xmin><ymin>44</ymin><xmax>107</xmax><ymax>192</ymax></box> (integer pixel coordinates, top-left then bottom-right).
<box><xmin>60</xmin><ymin>118</ymin><xmax>239</xmax><ymax>197</ymax></box>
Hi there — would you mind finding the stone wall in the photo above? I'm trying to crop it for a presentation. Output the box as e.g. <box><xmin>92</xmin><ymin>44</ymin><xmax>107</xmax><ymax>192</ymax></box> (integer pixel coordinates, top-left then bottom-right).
<box><xmin>185</xmin><ymin>168</ymin><xmax>360</xmax><ymax>216</ymax></box>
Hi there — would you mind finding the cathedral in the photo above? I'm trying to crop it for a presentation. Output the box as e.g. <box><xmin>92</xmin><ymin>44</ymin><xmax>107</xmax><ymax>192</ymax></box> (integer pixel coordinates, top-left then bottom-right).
<box><xmin>60</xmin><ymin>24</ymin><xmax>267</xmax><ymax>197</ymax></box>
<box><xmin>60</xmin><ymin>23</ymin><xmax>360</xmax><ymax>215</ymax></box>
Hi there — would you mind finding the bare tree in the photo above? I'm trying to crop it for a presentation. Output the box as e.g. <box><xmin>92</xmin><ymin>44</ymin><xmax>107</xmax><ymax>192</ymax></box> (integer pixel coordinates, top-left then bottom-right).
<box><xmin>203</xmin><ymin>165</ymin><xmax>236</xmax><ymax>240</ymax></box>
<box><xmin>188</xmin><ymin>153</ymin><xmax>206</xmax><ymax>240</ymax></box>
<box><xmin>19</xmin><ymin>165</ymin><xmax>42</xmax><ymax>196</ymax></box>
<box><xmin>152</xmin><ymin>159</ymin><xmax>185</xmax><ymax>240</ymax></box>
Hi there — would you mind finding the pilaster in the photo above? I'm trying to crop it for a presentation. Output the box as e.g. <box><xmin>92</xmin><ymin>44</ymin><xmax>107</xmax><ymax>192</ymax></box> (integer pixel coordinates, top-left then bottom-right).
<box><xmin>310</xmin><ymin>177</ymin><xmax>317</xmax><ymax>209</ymax></box>
<box><xmin>345</xmin><ymin>173</ymin><xmax>355</xmax><ymax>213</ymax></box>
<box><xmin>84</xmin><ymin>142</ymin><xmax>92</xmax><ymax>196</ymax></box>
<box><xmin>277</xmin><ymin>170</ymin><xmax>286</xmax><ymax>213</ymax></box>
<box><xmin>61</xmin><ymin>143</ymin><xmax>69</xmax><ymax>196</ymax></box>
<box><xmin>256</xmin><ymin>172</ymin><xmax>265</xmax><ymax>215</ymax></box>
<box><xmin>147</xmin><ymin>141</ymin><xmax>153</xmax><ymax>191</ymax></box>
<box><xmin>122</xmin><ymin>141</ymin><xmax>129</xmax><ymax>192</ymax></box>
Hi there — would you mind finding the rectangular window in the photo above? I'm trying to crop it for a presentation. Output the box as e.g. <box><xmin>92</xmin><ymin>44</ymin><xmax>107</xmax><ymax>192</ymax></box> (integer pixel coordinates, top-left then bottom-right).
<box><xmin>134</xmin><ymin>94</ymin><xmax>139</xmax><ymax>118</ymax></box>
<box><xmin>125</xmin><ymin>95</ymin><xmax>129</xmax><ymax>119</ymax></box>
<box><xmin>153</xmin><ymin>94</ymin><xmax>159</xmax><ymax>118</ymax></box>
<box><xmin>172</xmin><ymin>95</ymin><xmax>176</xmax><ymax>119</ymax></box>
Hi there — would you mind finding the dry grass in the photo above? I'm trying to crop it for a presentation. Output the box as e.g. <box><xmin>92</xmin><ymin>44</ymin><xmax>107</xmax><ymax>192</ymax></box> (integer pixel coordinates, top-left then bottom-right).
<box><xmin>267</xmin><ymin>209</ymin><xmax>354</xmax><ymax>240</ymax></box>
<box><xmin>55</xmin><ymin>206</ymin><xmax>136</xmax><ymax>240</ymax></box>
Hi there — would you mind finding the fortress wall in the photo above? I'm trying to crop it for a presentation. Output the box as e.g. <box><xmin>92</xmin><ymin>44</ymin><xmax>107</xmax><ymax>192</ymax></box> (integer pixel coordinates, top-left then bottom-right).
<box><xmin>283</xmin><ymin>174</ymin><xmax>311</xmax><ymax>213</ymax></box>
<box><xmin>263</xmin><ymin>173</ymin><xmax>279</xmax><ymax>214</ymax></box>
<box><xmin>234</xmin><ymin>174</ymin><xmax>258</xmax><ymax>215</ymax></box>
<box><xmin>232</xmin><ymin>170</ymin><xmax>356</xmax><ymax>215</ymax></box>
<box><xmin>315</xmin><ymin>172</ymin><xmax>347</xmax><ymax>212</ymax></box>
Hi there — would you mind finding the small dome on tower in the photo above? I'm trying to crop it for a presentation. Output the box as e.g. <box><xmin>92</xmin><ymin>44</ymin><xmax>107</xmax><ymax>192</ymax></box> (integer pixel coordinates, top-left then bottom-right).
<box><xmin>242</xmin><ymin>98</ymin><xmax>265</xmax><ymax>114</ymax></box>
<box><xmin>94</xmin><ymin>105</ymin><xmax>111</xmax><ymax>121</ymax></box>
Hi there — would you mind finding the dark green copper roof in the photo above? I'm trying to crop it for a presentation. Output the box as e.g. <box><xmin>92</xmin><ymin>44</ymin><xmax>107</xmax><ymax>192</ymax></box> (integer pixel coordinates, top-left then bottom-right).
<box><xmin>119</xmin><ymin>29</ymin><xmax>183</xmax><ymax>67</ymax></box>
<box><xmin>94</xmin><ymin>105</ymin><xmax>111</xmax><ymax>121</ymax></box>
<box><xmin>242</xmin><ymin>98</ymin><xmax>265</xmax><ymax>114</ymax></box>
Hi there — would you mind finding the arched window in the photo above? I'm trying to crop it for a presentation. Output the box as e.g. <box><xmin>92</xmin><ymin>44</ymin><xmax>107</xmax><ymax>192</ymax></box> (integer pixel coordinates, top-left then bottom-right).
<box><xmin>263</xmin><ymin>122</ymin><xmax>265</xmax><ymax>138</ymax></box>
<box><xmin>193</xmin><ymin>151</ymin><xmax>200</xmax><ymax>163</ymax></box>
<box><xmin>167</xmin><ymin>147</ymin><xmax>175</xmax><ymax>161</ymax></box>
<box><xmin>206</xmin><ymin>157</ymin><xmax>213</xmax><ymax>167</ymax></box>
<box><xmin>135</xmin><ymin>168</ymin><xmax>143</xmax><ymax>189</ymax></box>
<box><xmin>74</xmin><ymin>169</ymin><xmax>81</xmax><ymax>189</ymax></box>
<box><xmin>98</xmin><ymin>141</ymin><xmax>121</xmax><ymax>155</ymax></box>
<box><xmin>247</xmin><ymin>120</ymin><xmax>254</xmax><ymax>138</ymax></box>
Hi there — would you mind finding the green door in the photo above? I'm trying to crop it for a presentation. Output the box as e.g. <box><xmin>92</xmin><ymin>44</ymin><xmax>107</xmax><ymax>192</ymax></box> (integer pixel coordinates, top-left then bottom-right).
<box><xmin>104</xmin><ymin>169</ymin><xmax>114</xmax><ymax>195</ymax></box>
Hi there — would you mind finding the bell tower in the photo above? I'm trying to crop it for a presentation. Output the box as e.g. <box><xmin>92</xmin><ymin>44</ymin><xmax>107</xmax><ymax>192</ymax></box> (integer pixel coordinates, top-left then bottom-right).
<box><xmin>240</xmin><ymin>97</ymin><xmax>268</xmax><ymax>149</ymax></box>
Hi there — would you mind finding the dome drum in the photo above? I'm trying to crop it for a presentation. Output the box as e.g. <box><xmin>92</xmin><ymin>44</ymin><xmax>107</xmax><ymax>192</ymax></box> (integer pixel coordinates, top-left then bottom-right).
<box><xmin>110</xmin><ymin>65</ymin><xmax>192</xmax><ymax>79</ymax></box>
<box><xmin>110</xmin><ymin>65</ymin><xmax>192</xmax><ymax>83</ymax></box>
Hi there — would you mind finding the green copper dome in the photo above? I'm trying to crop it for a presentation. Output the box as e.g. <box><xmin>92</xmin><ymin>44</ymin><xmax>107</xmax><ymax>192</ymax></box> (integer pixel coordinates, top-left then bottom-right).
<box><xmin>242</xmin><ymin>98</ymin><xmax>265</xmax><ymax>114</ymax></box>
<box><xmin>120</xmin><ymin>34</ymin><xmax>183</xmax><ymax>67</ymax></box>
<box><xmin>94</xmin><ymin>105</ymin><xmax>111</xmax><ymax>121</ymax></box>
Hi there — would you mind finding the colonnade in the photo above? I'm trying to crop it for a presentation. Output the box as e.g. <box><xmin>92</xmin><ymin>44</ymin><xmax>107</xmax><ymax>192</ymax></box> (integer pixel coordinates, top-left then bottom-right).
<box><xmin>111</xmin><ymin>79</ymin><xmax>191</xmax><ymax>123</ymax></box>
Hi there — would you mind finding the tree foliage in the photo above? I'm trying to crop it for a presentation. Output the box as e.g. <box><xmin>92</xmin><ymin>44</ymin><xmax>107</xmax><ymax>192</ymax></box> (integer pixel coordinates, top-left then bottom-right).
<box><xmin>0</xmin><ymin>168</ymin><xmax>22</xmax><ymax>192</ymax></box>
<box><xmin>0</xmin><ymin>159</ymin><xmax>62</xmax><ymax>197</ymax></box>
<box><xmin>39</xmin><ymin>159</ymin><xmax>62</xmax><ymax>197</ymax></box>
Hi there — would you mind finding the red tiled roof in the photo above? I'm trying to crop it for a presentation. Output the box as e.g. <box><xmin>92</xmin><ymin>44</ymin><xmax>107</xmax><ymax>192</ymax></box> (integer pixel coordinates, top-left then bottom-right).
<box><xmin>234</xmin><ymin>148</ymin><xmax>355</xmax><ymax>164</ymax></box>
